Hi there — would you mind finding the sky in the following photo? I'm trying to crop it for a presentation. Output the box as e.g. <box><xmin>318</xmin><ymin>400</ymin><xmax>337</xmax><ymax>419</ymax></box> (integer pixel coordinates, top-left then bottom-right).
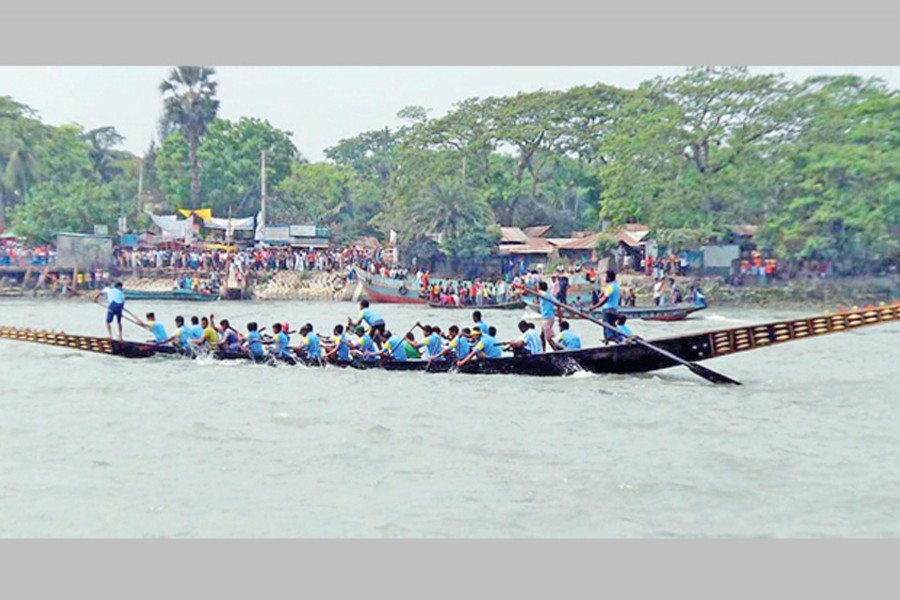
<box><xmin>2</xmin><ymin>66</ymin><xmax>898</xmax><ymax>161</ymax></box>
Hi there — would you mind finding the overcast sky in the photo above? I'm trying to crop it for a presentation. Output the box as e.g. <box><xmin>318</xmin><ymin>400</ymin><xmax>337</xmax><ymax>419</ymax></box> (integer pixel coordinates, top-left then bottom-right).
<box><xmin>2</xmin><ymin>66</ymin><xmax>898</xmax><ymax>161</ymax></box>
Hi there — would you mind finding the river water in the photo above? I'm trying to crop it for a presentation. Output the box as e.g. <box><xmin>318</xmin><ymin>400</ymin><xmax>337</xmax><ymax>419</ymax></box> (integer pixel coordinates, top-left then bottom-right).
<box><xmin>1</xmin><ymin>297</ymin><xmax>898</xmax><ymax>538</ymax></box>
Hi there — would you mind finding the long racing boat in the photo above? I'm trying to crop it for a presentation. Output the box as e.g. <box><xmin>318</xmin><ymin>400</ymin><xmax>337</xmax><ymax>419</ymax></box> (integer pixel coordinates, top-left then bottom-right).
<box><xmin>3</xmin><ymin>302</ymin><xmax>897</xmax><ymax>378</ymax></box>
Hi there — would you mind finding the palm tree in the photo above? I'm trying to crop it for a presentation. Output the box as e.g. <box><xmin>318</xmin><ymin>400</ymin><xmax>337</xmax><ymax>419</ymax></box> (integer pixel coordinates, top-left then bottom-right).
<box><xmin>159</xmin><ymin>66</ymin><xmax>219</xmax><ymax>208</ymax></box>
<box><xmin>406</xmin><ymin>179</ymin><xmax>493</xmax><ymax>243</ymax></box>
<box><xmin>85</xmin><ymin>126</ymin><xmax>126</xmax><ymax>184</ymax></box>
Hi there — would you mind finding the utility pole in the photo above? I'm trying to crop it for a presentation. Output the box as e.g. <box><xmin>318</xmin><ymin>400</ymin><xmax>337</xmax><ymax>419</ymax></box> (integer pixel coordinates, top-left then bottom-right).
<box><xmin>136</xmin><ymin>156</ymin><xmax>144</xmax><ymax>223</ymax></box>
<box><xmin>260</xmin><ymin>150</ymin><xmax>267</xmax><ymax>232</ymax></box>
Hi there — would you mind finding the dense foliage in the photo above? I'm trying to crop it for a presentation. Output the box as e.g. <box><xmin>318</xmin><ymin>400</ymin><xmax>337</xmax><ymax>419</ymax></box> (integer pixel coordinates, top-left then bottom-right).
<box><xmin>2</xmin><ymin>66</ymin><xmax>898</xmax><ymax>273</ymax></box>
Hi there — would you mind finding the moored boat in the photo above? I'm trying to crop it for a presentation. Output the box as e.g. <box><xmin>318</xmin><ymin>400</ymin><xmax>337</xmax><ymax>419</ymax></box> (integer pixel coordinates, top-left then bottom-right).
<box><xmin>525</xmin><ymin>298</ymin><xmax>707</xmax><ymax>321</ymax></box>
<box><xmin>426</xmin><ymin>300</ymin><xmax>526</xmax><ymax>310</ymax></box>
<box><xmin>3</xmin><ymin>302</ymin><xmax>897</xmax><ymax>378</ymax></box>
<box><xmin>124</xmin><ymin>288</ymin><xmax>221</xmax><ymax>302</ymax></box>
<box><xmin>353</xmin><ymin>267</ymin><xmax>425</xmax><ymax>304</ymax></box>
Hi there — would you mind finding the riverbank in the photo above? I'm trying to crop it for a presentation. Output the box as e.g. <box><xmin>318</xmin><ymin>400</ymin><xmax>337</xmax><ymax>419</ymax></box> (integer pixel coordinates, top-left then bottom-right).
<box><xmin>2</xmin><ymin>268</ymin><xmax>897</xmax><ymax>308</ymax></box>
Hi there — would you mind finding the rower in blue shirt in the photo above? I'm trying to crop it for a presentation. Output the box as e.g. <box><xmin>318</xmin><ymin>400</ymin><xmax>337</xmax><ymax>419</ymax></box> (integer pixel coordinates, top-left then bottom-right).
<box><xmin>326</xmin><ymin>324</ymin><xmax>352</xmax><ymax>362</ymax></box>
<box><xmin>556</xmin><ymin>321</ymin><xmax>582</xmax><ymax>350</ymax></box>
<box><xmin>243</xmin><ymin>322</ymin><xmax>266</xmax><ymax>361</ymax></box>
<box><xmin>270</xmin><ymin>322</ymin><xmax>294</xmax><ymax>364</ymax></box>
<box><xmin>459</xmin><ymin>326</ymin><xmax>503</xmax><ymax>366</ymax></box>
<box><xmin>472</xmin><ymin>310</ymin><xmax>491</xmax><ymax>336</ymax></box>
<box><xmin>354</xmin><ymin>325</ymin><xmax>379</xmax><ymax>362</ymax></box>
<box><xmin>141</xmin><ymin>312</ymin><xmax>168</xmax><ymax>344</ymax></box>
<box><xmin>503</xmin><ymin>320</ymin><xmax>543</xmax><ymax>356</ymax></box>
<box><xmin>415</xmin><ymin>323</ymin><xmax>445</xmax><ymax>359</ymax></box>
<box><xmin>295</xmin><ymin>323</ymin><xmax>323</xmax><ymax>362</ymax></box>
<box><xmin>433</xmin><ymin>325</ymin><xmax>471</xmax><ymax>362</ymax></box>
<box><xmin>381</xmin><ymin>330</ymin><xmax>408</xmax><ymax>362</ymax></box>
<box><xmin>93</xmin><ymin>281</ymin><xmax>125</xmax><ymax>341</ymax></box>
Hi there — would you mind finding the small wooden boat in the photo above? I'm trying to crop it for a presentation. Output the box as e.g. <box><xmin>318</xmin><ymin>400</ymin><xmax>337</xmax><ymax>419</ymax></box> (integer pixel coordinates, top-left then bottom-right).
<box><xmin>3</xmin><ymin>302</ymin><xmax>897</xmax><ymax>378</ymax></box>
<box><xmin>353</xmin><ymin>267</ymin><xmax>425</xmax><ymax>304</ymax></box>
<box><xmin>426</xmin><ymin>300</ymin><xmax>526</xmax><ymax>310</ymax></box>
<box><xmin>124</xmin><ymin>288</ymin><xmax>221</xmax><ymax>302</ymax></box>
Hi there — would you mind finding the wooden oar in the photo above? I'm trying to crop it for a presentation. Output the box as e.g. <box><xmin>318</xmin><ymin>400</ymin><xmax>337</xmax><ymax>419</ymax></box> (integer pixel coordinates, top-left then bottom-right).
<box><xmin>519</xmin><ymin>285</ymin><xmax>741</xmax><ymax>386</ymax></box>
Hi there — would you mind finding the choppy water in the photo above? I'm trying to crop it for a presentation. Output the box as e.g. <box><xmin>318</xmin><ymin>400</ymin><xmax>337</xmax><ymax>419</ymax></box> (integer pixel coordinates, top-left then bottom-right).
<box><xmin>1</xmin><ymin>297</ymin><xmax>898</xmax><ymax>537</ymax></box>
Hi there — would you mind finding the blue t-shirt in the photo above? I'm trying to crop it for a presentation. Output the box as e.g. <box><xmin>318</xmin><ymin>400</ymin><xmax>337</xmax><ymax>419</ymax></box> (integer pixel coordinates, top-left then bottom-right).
<box><xmin>450</xmin><ymin>336</ymin><xmax>470</xmax><ymax>360</ymax></box>
<box><xmin>359</xmin><ymin>333</ymin><xmax>378</xmax><ymax>361</ymax></box>
<box><xmin>103</xmin><ymin>286</ymin><xmax>125</xmax><ymax>305</ymax></box>
<box><xmin>425</xmin><ymin>333</ymin><xmax>443</xmax><ymax>357</ymax></box>
<box><xmin>148</xmin><ymin>321</ymin><xmax>168</xmax><ymax>343</ymax></box>
<box><xmin>386</xmin><ymin>335</ymin><xmax>407</xmax><ymax>361</ymax></box>
<box><xmin>333</xmin><ymin>334</ymin><xmax>351</xmax><ymax>361</ymax></box>
<box><xmin>558</xmin><ymin>330</ymin><xmax>582</xmax><ymax>350</ymax></box>
<box><xmin>538</xmin><ymin>291</ymin><xmax>556</xmax><ymax>319</ymax></box>
<box><xmin>175</xmin><ymin>327</ymin><xmax>191</xmax><ymax>348</ymax></box>
<box><xmin>247</xmin><ymin>331</ymin><xmax>265</xmax><ymax>358</ymax></box>
<box><xmin>523</xmin><ymin>329</ymin><xmax>543</xmax><ymax>355</ymax></box>
<box><xmin>305</xmin><ymin>334</ymin><xmax>322</xmax><ymax>359</ymax></box>
<box><xmin>274</xmin><ymin>332</ymin><xmax>291</xmax><ymax>357</ymax></box>
<box><xmin>474</xmin><ymin>321</ymin><xmax>490</xmax><ymax>336</ymax></box>
<box><xmin>602</xmin><ymin>281</ymin><xmax>621</xmax><ymax>311</ymax></box>
<box><xmin>359</xmin><ymin>308</ymin><xmax>385</xmax><ymax>326</ymax></box>
<box><xmin>189</xmin><ymin>324</ymin><xmax>204</xmax><ymax>339</ymax></box>
<box><xmin>476</xmin><ymin>334</ymin><xmax>503</xmax><ymax>359</ymax></box>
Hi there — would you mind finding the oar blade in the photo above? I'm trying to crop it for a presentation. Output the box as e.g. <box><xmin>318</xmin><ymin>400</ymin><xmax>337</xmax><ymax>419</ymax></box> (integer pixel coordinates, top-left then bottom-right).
<box><xmin>688</xmin><ymin>362</ymin><xmax>742</xmax><ymax>385</ymax></box>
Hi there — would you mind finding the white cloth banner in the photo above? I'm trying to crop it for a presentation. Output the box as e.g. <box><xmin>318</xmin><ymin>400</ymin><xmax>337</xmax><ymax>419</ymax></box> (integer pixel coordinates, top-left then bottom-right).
<box><xmin>203</xmin><ymin>216</ymin><xmax>255</xmax><ymax>231</ymax></box>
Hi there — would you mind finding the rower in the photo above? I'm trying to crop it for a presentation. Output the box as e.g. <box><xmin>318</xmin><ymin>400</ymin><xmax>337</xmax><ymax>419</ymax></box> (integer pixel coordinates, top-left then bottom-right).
<box><xmin>93</xmin><ymin>281</ymin><xmax>125</xmax><ymax>341</ymax></box>
<box><xmin>326</xmin><ymin>324</ymin><xmax>352</xmax><ymax>363</ymax></box>
<box><xmin>242</xmin><ymin>322</ymin><xmax>267</xmax><ymax>362</ymax></box>
<box><xmin>215</xmin><ymin>318</ymin><xmax>242</xmax><ymax>353</ymax></box>
<box><xmin>191</xmin><ymin>316</ymin><xmax>219</xmax><ymax>351</ymax></box>
<box><xmin>588</xmin><ymin>269</ymin><xmax>621</xmax><ymax>344</ymax></box>
<box><xmin>416</xmin><ymin>323</ymin><xmax>444</xmax><ymax>359</ymax></box>
<box><xmin>503</xmin><ymin>320</ymin><xmax>543</xmax><ymax>356</ymax></box>
<box><xmin>556</xmin><ymin>321</ymin><xmax>582</xmax><ymax>350</ymax></box>
<box><xmin>353</xmin><ymin>325</ymin><xmax>380</xmax><ymax>363</ymax></box>
<box><xmin>404</xmin><ymin>331</ymin><xmax>423</xmax><ymax>359</ymax></box>
<box><xmin>162</xmin><ymin>315</ymin><xmax>189</xmax><ymax>349</ymax></box>
<box><xmin>188</xmin><ymin>316</ymin><xmax>204</xmax><ymax>342</ymax></box>
<box><xmin>142</xmin><ymin>312</ymin><xmax>169</xmax><ymax>344</ymax></box>
<box><xmin>614</xmin><ymin>315</ymin><xmax>636</xmax><ymax>342</ymax></box>
<box><xmin>458</xmin><ymin>326</ymin><xmax>503</xmax><ymax>366</ymax></box>
<box><xmin>381</xmin><ymin>330</ymin><xmax>407</xmax><ymax>362</ymax></box>
<box><xmin>433</xmin><ymin>325</ymin><xmax>470</xmax><ymax>362</ymax></box>
<box><xmin>270</xmin><ymin>322</ymin><xmax>295</xmax><ymax>364</ymax></box>
<box><xmin>294</xmin><ymin>323</ymin><xmax>323</xmax><ymax>362</ymax></box>
<box><xmin>472</xmin><ymin>310</ymin><xmax>491</xmax><ymax>336</ymax></box>
<box><xmin>349</xmin><ymin>299</ymin><xmax>386</xmax><ymax>344</ymax></box>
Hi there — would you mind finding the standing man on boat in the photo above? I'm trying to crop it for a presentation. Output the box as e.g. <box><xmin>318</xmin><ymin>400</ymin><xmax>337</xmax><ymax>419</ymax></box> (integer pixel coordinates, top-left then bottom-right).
<box><xmin>535</xmin><ymin>280</ymin><xmax>562</xmax><ymax>351</ymax></box>
<box><xmin>348</xmin><ymin>299</ymin><xmax>386</xmax><ymax>343</ymax></box>
<box><xmin>93</xmin><ymin>281</ymin><xmax>125</xmax><ymax>341</ymax></box>
<box><xmin>589</xmin><ymin>269</ymin><xmax>622</xmax><ymax>343</ymax></box>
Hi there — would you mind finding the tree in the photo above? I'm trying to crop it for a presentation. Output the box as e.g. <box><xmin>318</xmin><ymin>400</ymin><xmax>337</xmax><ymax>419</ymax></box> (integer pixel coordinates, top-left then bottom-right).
<box><xmin>85</xmin><ymin>126</ymin><xmax>126</xmax><ymax>184</ymax></box>
<box><xmin>156</xmin><ymin>117</ymin><xmax>299</xmax><ymax>215</ymax></box>
<box><xmin>0</xmin><ymin>98</ymin><xmax>47</xmax><ymax>226</ymax></box>
<box><xmin>159</xmin><ymin>66</ymin><xmax>220</xmax><ymax>208</ymax></box>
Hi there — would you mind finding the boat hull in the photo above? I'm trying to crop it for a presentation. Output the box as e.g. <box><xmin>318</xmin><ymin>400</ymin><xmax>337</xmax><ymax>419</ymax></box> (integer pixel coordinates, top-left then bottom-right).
<box><xmin>124</xmin><ymin>289</ymin><xmax>220</xmax><ymax>302</ymax></box>
<box><xmin>526</xmin><ymin>299</ymin><xmax>706</xmax><ymax>321</ymax></box>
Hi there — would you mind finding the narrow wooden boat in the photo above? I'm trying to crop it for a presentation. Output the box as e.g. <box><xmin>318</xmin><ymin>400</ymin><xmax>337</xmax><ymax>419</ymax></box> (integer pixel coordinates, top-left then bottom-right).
<box><xmin>3</xmin><ymin>302</ymin><xmax>897</xmax><ymax>377</ymax></box>
<box><xmin>124</xmin><ymin>288</ymin><xmax>221</xmax><ymax>302</ymax></box>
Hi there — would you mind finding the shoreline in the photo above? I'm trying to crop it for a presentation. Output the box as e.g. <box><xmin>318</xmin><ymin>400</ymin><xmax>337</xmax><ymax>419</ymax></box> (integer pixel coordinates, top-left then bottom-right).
<box><xmin>1</xmin><ymin>270</ymin><xmax>898</xmax><ymax>309</ymax></box>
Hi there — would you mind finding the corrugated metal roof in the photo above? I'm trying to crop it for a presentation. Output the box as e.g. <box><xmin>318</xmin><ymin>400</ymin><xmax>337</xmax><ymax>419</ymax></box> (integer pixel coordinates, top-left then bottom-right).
<box><xmin>550</xmin><ymin>233</ymin><xmax>602</xmax><ymax>250</ymax></box>
<box><xmin>523</xmin><ymin>225</ymin><xmax>552</xmax><ymax>238</ymax></box>
<box><xmin>500</xmin><ymin>227</ymin><xmax>529</xmax><ymax>243</ymax></box>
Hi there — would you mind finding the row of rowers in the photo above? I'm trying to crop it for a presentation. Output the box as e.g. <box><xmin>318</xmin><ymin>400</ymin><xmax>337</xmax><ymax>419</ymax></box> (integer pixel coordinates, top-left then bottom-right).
<box><xmin>136</xmin><ymin>300</ymin><xmax>585</xmax><ymax>365</ymax></box>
